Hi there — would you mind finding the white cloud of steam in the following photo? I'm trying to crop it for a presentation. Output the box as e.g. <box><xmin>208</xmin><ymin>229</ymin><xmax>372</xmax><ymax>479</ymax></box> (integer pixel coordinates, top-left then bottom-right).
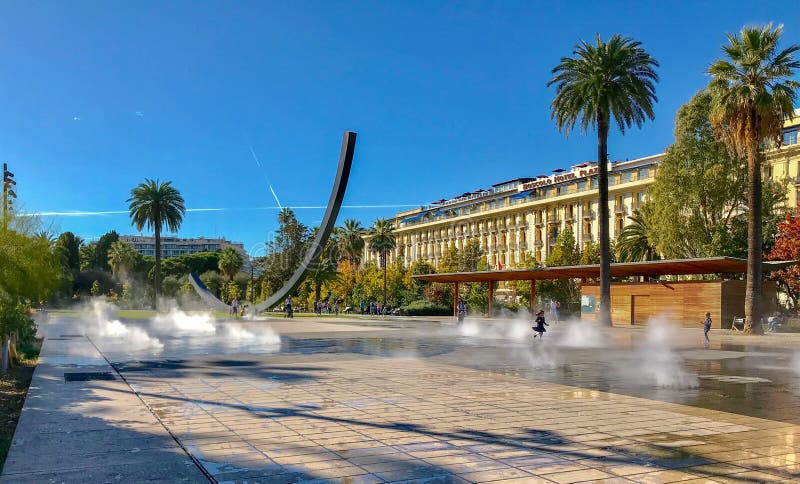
<box><xmin>153</xmin><ymin>307</ymin><xmax>216</xmax><ymax>334</ymax></box>
<box><xmin>457</xmin><ymin>315</ymin><xmax>532</xmax><ymax>341</ymax></box>
<box><xmin>550</xmin><ymin>319</ymin><xmax>609</xmax><ymax>348</ymax></box>
<box><xmin>84</xmin><ymin>299</ymin><xmax>164</xmax><ymax>351</ymax></box>
<box><xmin>218</xmin><ymin>325</ymin><xmax>281</xmax><ymax>346</ymax></box>
<box><xmin>621</xmin><ymin>315</ymin><xmax>699</xmax><ymax>389</ymax></box>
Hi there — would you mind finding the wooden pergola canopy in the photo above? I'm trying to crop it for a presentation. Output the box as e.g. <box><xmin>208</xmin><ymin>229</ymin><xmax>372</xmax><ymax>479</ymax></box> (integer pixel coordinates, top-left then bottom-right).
<box><xmin>411</xmin><ymin>257</ymin><xmax>798</xmax><ymax>283</ymax></box>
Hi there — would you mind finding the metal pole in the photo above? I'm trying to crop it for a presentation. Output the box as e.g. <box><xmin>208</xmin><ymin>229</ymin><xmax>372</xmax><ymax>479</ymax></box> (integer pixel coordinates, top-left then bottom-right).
<box><xmin>2</xmin><ymin>162</ymin><xmax>7</xmax><ymax>231</ymax></box>
<box><xmin>453</xmin><ymin>282</ymin><xmax>459</xmax><ymax>318</ymax></box>
<box><xmin>488</xmin><ymin>282</ymin><xmax>494</xmax><ymax>318</ymax></box>
<box><xmin>250</xmin><ymin>264</ymin><xmax>255</xmax><ymax>303</ymax></box>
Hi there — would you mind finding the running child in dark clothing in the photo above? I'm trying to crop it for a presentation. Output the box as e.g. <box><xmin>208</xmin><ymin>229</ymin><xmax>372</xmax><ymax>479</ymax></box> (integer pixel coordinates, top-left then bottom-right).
<box><xmin>533</xmin><ymin>310</ymin><xmax>549</xmax><ymax>339</ymax></box>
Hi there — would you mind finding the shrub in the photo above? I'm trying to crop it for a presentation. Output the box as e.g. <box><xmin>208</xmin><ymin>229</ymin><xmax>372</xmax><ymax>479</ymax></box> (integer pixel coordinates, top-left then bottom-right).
<box><xmin>400</xmin><ymin>300</ymin><xmax>451</xmax><ymax>316</ymax></box>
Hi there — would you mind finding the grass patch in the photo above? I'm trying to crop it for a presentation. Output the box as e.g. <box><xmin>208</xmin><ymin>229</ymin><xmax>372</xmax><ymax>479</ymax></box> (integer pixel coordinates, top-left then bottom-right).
<box><xmin>0</xmin><ymin>339</ymin><xmax>40</xmax><ymax>473</ymax></box>
<box><xmin>117</xmin><ymin>309</ymin><xmax>157</xmax><ymax>319</ymax></box>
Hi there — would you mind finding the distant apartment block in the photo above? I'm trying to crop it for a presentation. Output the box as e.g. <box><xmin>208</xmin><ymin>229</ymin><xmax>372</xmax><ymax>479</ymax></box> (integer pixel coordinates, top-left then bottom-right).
<box><xmin>119</xmin><ymin>235</ymin><xmax>245</xmax><ymax>258</ymax></box>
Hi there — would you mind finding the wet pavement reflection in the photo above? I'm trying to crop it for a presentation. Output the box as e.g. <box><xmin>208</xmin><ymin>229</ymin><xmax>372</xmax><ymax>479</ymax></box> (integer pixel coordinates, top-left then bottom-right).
<box><xmin>88</xmin><ymin>317</ymin><xmax>800</xmax><ymax>426</ymax></box>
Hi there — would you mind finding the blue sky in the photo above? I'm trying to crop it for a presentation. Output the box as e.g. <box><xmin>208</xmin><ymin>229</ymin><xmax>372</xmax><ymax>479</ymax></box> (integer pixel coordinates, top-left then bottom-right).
<box><xmin>2</xmin><ymin>1</ymin><xmax>797</xmax><ymax>255</ymax></box>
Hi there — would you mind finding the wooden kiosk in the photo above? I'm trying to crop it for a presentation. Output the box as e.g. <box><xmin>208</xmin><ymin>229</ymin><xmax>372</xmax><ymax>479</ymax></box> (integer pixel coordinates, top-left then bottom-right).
<box><xmin>412</xmin><ymin>257</ymin><xmax>791</xmax><ymax>327</ymax></box>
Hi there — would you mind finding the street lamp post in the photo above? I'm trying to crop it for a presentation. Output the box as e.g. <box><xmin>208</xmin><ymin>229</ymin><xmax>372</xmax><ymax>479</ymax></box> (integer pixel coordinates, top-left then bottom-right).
<box><xmin>3</xmin><ymin>163</ymin><xmax>17</xmax><ymax>231</ymax></box>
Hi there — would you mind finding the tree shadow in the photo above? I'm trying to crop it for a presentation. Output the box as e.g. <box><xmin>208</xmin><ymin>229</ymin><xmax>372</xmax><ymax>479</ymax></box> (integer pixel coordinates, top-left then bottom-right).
<box><xmin>1</xmin><ymin>365</ymin><xmax>210</xmax><ymax>482</ymax></box>
<box><xmin>103</xmin><ymin>380</ymin><xmax>800</xmax><ymax>483</ymax></box>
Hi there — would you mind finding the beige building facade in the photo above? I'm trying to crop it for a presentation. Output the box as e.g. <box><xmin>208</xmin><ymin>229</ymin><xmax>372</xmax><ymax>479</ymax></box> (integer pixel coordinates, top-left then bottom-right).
<box><xmin>365</xmin><ymin>113</ymin><xmax>800</xmax><ymax>271</ymax></box>
<box><xmin>365</xmin><ymin>155</ymin><xmax>658</xmax><ymax>269</ymax></box>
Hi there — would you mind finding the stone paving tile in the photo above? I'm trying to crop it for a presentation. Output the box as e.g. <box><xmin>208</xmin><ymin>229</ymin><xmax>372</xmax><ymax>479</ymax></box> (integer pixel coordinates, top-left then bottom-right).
<box><xmin>106</xmin><ymin>351</ymin><xmax>800</xmax><ymax>482</ymax></box>
<box><xmin>541</xmin><ymin>468</ymin><xmax>617</xmax><ymax>483</ymax></box>
<box><xmin>456</xmin><ymin>467</ymin><xmax>537</xmax><ymax>482</ymax></box>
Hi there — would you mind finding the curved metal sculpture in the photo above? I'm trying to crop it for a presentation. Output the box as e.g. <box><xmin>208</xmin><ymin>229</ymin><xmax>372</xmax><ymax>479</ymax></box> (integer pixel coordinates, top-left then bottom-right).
<box><xmin>190</xmin><ymin>131</ymin><xmax>356</xmax><ymax>312</ymax></box>
<box><xmin>189</xmin><ymin>272</ymin><xmax>233</xmax><ymax>312</ymax></box>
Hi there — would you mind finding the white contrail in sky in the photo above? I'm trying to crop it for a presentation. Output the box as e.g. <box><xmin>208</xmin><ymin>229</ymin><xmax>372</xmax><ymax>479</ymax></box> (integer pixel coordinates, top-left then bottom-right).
<box><xmin>22</xmin><ymin>208</ymin><xmax>227</xmax><ymax>217</ymax></box>
<box><xmin>248</xmin><ymin>145</ymin><xmax>283</xmax><ymax>210</ymax></box>
<box><xmin>23</xmin><ymin>205</ymin><xmax>415</xmax><ymax>217</ymax></box>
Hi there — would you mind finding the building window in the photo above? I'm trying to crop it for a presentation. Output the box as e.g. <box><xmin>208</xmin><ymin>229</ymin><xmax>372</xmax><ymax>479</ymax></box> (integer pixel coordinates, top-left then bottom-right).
<box><xmin>577</xmin><ymin>181</ymin><xmax>586</xmax><ymax>191</ymax></box>
<box><xmin>621</xmin><ymin>172</ymin><xmax>632</xmax><ymax>183</ymax></box>
<box><xmin>638</xmin><ymin>168</ymin><xmax>649</xmax><ymax>179</ymax></box>
<box><xmin>590</xmin><ymin>178</ymin><xmax>598</xmax><ymax>189</ymax></box>
<box><xmin>783</xmin><ymin>129</ymin><xmax>798</xmax><ymax>146</ymax></box>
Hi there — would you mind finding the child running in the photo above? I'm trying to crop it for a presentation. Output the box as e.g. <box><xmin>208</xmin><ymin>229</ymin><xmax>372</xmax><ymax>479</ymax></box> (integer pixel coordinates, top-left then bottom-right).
<box><xmin>533</xmin><ymin>310</ymin><xmax>549</xmax><ymax>339</ymax></box>
<box><xmin>703</xmin><ymin>312</ymin><xmax>712</xmax><ymax>346</ymax></box>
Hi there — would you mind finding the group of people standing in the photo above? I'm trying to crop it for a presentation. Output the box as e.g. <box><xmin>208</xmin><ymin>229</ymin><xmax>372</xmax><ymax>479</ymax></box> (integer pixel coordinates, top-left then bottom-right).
<box><xmin>314</xmin><ymin>300</ymin><xmax>340</xmax><ymax>315</ymax></box>
<box><xmin>360</xmin><ymin>300</ymin><xmax>386</xmax><ymax>316</ymax></box>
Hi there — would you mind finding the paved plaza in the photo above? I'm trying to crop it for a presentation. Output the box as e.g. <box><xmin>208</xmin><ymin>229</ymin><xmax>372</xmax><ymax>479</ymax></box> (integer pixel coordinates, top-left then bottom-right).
<box><xmin>3</xmin><ymin>314</ymin><xmax>800</xmax><ymax>483</ymax></box>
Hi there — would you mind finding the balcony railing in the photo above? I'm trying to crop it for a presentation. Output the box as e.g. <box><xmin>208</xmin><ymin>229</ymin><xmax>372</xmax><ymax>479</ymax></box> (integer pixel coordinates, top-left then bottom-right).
<box><xmin>395</xmin><ymin>166</ymin><xmax>657</xmax><ymax>228</ymax></box>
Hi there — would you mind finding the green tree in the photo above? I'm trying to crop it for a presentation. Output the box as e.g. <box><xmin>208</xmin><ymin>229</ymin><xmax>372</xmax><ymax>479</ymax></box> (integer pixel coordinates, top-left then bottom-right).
<box><xmin>648</xmin><ymin>90</ymin><xmax>784</xmax><ymax>259</ymax></box>
<box><xmin>308</xmin><ymin>257</ymin><xmax>339</xmax><ymax>303</ymax></box>
<box><xmin>538</xmin><ymin>228</ymin><xmax>581</xmax><ymax>314</ymax></box>
<box><xmin>511</xmin><ymin>251</ymin><xmax>540</xmax><ymax>311</ymax></box>
<box><xmin>438</xmin><ymin>243</ymin><xmax>459</xmax><ymax>273</ymax></box>
<box><xmin>259</xmin><ymin>208</ymin><xmax>310</xmax><ymax>297</ymax></box>
<box><xmin>218</xmin><ymin>246</ymin><xmax>244</xmax><ymax>281</ymax></box>
<box><xmin>161</xmin><ymin>276</ymin><xmax>180</xmax><ymax>298</ymax></box>
<box><xmin>579</xmin><ymin>242</ymin><xmax>601</xmax><ymax>265</ymax></box>
<box><xmin>107</xmin><ymin>240</ymin><xmax>139</xmax><ymax>279</ymax></box>
<box><xmin>708</xmin><ymin>24</ymin><xmax>799</xmax><ymax>333</ymax></box>
<box><xmin>368</xmin><ymin>219</ymin><xmax>397</xmax><ymax>307</ymax></box>
<box><xmin>548</xmin><ymin>34</ymin><xmax>659</xmax><ymax>325</ymax></box>
<box><xmin>55</xmin><ymin>232</ymin><xmax>83</xmax><ymax>272</ymax></box>
<box><xmin>199</xmin><ymin>270</ymin><xmax>224</xmax><ymax>298</ymax></box>
<box><xmin>459</xmin><ymin>239</ymin><xmax>483</xmax><ymax>272</ymax></box>
<box><xmin>616</xmin><ymin>206</ymin><xmax>660</xmax><ymax>262</ymax></box>
<box><xmin>161</xmin><ymin>251</ymin><xmax>219</xmax><ymax>278</ymax></box>
<box><xmin>127</xmin><ymin>179</ymin><xmax>186</xmax><ymax>306</ymax></box>
<box><xmin>338</xmin><ymin>219</ymin><xmax>366</xmax><ymax>266</ymax></box>
<box><xmin>0</xmin><ymin>224</ymin><xmax>62</xmax><ymax>310</ymax></box>
<box><xmin>91</xmin><ymin>231</ymin><xmax>119</xmax><ymax>271</ymax></box>
<box><xmin>90</xmin><ymin>280</ymin><xmax>102</xmax><ymax>297</ymax></box>
<box><xmin>225</xmin><ymin>281</ymin><xmax>241</xmax><ymax>304</ymax></box>
<box><xmin>79</xmin><ymin>243</ymin><xmax>95</xmax><ymax>271</ymax></box>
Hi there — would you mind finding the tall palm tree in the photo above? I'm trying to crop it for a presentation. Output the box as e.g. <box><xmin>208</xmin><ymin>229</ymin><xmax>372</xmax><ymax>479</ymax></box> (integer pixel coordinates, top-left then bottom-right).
<box><xmin>616</xmin><ymin>207</ymin><xmax>659</xmax><ymax>262</ymax></box>
<box><xmin>338</xmin><ymin>219</ymin><xmax>366</xmax><ymax>265</ymax></box>
<box><xmin>218</xmin><ymin>246</ymin><xmax>244</xmax><ymax>281</ymax></box>
<box><xmin>308</xmin><ymin>256</ymin><xmax>339</xmax><ymax>303</ymax></box>
<box><xmin>548</xmin><ymin>34</ymin><xmax>659</xmax><ymax>326</ymax></box>
<box><xmin>368</xmin><ymin>219</ymin><xmax>397</xmax><ymax>308</ymax></box>
<box><xmin>127</xmin><ymin>179</ymin><xmax>185</xmax><ymax>305</ymax></box>
<box><xmin>708</xmin><ymin>24</ymin><xmax>799</xmax><ymax>334</ymax></box>
<box><xmin>107</xmin><ymin>240</ymin><xmax>139</xmax><ymax>279</ymax></box>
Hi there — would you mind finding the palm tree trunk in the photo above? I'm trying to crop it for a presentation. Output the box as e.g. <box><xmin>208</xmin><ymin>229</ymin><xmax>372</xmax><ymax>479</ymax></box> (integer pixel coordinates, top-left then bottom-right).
<box><xmin>154</xmin><ymin>224</ymin><xmax>161</xmax><ymax>309</ymax></box>
<box><xmin>744</xmin><ymin>142</ymin><xmax>764</xmax><ymax>334</ymax></box>
<box><xmin>597</xmin><ymin>115</ymin><xmax>612</xmax><ymax>326</ymax></box>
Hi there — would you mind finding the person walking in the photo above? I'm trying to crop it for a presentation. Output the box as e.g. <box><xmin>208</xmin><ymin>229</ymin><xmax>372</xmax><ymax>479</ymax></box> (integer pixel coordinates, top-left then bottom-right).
<box><xmin>285</xmin><ymin>296</ymin><xmax>293</xmax><ymax>319</ymax></box>
<box><xmin>549</xmin><ymin>300</ymin><xmax>560</xmax><ymax>324</ymax></box>
<box><xmin>533</xmin><ymin>310</ymin><xmax>549</xmax><ymax>339</ymax></box>
<box><xmin>231</xmin><ymin>299</ymin><xmax>239</xmax><ymax>319</ymax></box>
<box><xmin>703</xmin><ymin>312</ymin><xmax>712</xmax><ymax>346</ymax></box>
